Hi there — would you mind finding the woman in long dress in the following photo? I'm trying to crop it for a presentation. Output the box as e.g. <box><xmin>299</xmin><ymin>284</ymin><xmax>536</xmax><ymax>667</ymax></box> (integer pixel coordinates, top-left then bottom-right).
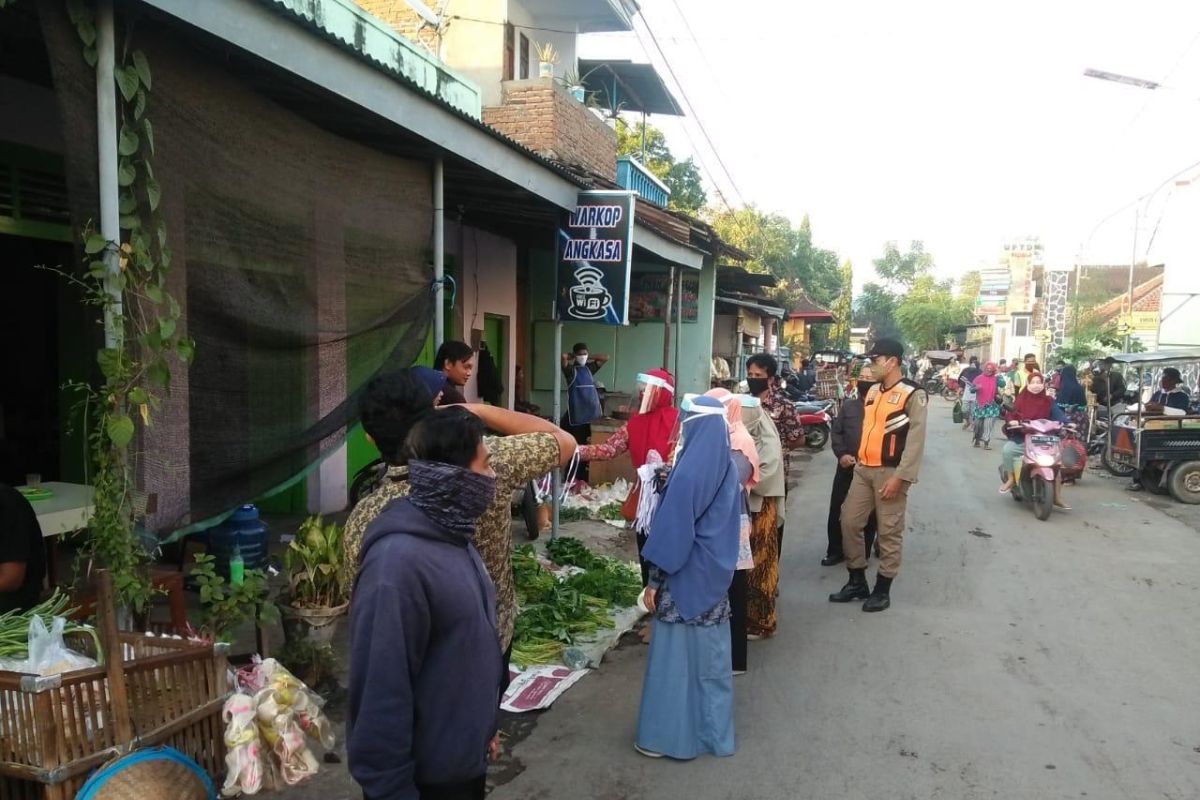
<box><xmin>741</xmin><ymin>396</ymin><xmax>785</xmax><ymax>639</ymax></box>
<box><xmin>704</xmin><ymin>388</ymin><xmax>761</xmax><ymax>675</ymax></box>
<box><xmin>635</xmin><ymin>395</ymin><xmax>742</xmax><ymax>760</ymax></box>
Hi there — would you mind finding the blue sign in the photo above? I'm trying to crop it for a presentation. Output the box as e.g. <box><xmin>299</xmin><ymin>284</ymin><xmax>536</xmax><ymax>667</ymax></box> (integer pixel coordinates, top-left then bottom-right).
<box><xmin>556</xmin><ymin>190</ymin><xmax>635</xmax><ymax>325</ymax></box>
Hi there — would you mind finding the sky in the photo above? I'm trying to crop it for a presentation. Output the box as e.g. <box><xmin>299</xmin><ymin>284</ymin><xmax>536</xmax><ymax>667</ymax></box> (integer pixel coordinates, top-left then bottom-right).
<box><xmin>579</xmin><ymin>0</ymin><xmax>1200</xmax><ymax>289</ymax></box>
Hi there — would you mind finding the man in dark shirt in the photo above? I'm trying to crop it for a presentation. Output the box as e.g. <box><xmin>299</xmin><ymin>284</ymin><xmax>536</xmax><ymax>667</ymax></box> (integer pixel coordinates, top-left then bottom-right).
<box><xmin>0</xmin><ymin>483</ymin><xmax>46</xmax><ymax>613</ymax></box>
<box><xmin>434</xmin><ymin>340</ymin><xmax>475</xmax><ymax>406</ymax></box>
<box><xmin>824</xmin><ymin>364</ymin><xmax>878</xmax><ymax>566</ymax></box>
<box><xmin>1092</xmin><ymin>358</ymin><xmax>1126</xmax><ymax>409</ymax></box>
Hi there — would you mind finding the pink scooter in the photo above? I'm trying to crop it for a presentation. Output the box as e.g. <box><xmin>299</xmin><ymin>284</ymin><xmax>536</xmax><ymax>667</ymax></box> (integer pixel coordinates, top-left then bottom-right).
<box><xmin>1007</xmin><ymin>419</ymin><xmax>1064</xmax><ymax>521</ymax></box>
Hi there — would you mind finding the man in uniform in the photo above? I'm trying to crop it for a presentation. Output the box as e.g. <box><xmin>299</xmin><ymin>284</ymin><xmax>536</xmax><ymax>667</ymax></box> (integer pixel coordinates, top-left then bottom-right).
<box><xmin>829</xmin><ymin>338</ymin><xmax>928</xmax><ymax>612</ymax></box>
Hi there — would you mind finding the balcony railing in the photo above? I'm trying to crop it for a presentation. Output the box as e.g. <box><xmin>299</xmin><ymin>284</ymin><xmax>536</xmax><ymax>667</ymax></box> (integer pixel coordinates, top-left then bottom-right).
<box><xmin>616</xmin><ymin>156</ymin><xmax>670</xmax><ymax>207</ymax></box>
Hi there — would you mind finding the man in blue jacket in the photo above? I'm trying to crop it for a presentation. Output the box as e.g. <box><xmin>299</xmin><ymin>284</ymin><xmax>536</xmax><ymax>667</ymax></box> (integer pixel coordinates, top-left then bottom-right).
<box><xmin>347</xmin><ymin>407</ymin><xmax>503</xmax><ymax>800</ymax></box>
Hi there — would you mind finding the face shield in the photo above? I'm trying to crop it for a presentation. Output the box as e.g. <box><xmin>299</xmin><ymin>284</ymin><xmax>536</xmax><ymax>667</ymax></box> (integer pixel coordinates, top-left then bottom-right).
<box><xmin>671</xmin><ymin>393</ymin><xmax>725</xmax><ymax>461</ymax></box>
<box><xmin>635</xmin><ymin>372</ymin><xmax>674</xmax><ymax>416</ymax></box>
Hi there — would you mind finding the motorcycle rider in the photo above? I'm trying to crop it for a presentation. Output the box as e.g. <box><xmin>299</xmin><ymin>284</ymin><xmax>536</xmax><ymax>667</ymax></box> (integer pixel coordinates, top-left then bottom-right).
<box><xmin>998</xmin><ymin>371</ymin><xmax>1070</xmax><ymax>508</ymax></box>
<box><xmin>829</xmin><ymin>339</ymin><xmax>928</xmax><ymax>612</ymax></box>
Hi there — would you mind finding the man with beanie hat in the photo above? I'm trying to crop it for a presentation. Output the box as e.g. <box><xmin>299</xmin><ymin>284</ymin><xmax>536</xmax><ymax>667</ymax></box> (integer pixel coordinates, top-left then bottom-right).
<box><xmin>829</xmin><ymin>338</ymin><xmax>928</xmax><ymax>612</ymax></box>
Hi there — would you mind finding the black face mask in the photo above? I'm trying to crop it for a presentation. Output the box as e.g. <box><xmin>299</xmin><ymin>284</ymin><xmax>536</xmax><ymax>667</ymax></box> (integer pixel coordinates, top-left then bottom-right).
<box><xmin>746</xmin><ymin>377</ymin><xmax>770</xmax><ymax>396</ymax></box>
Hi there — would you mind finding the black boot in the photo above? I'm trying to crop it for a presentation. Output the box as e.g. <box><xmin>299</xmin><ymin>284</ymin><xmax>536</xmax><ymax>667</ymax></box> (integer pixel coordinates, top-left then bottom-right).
<box><xmin>862</xmin><ymin>575</ymin><xmax>892</xmax><ymax>612</ymax></box>
<box><xmin>829</xmin><ymin>568</ymin><xmax>869</xmax><ymax>603</ymax></box>
<box><xmin>820</xmin><ymin>553</ymin><xmax>845</xmax><ymax>567</ymax></box>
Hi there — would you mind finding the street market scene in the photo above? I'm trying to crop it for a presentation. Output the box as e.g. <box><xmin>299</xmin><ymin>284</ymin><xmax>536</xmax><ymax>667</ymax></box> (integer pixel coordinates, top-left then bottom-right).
<box><xmin>2</xmin><ymin>1</ymin><xmax>1200</xmax><ymax>798</ymax></box>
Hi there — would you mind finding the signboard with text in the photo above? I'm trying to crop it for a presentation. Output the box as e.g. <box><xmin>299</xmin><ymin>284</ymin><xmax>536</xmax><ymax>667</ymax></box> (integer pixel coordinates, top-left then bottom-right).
<box><xmin>556</xmin><ymin>190</ymin><xmax>636</xmax><ymax>326</ymax></box>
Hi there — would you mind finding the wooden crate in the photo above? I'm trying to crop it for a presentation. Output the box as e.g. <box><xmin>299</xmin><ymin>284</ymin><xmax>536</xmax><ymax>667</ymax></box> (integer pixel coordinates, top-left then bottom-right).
<box><xmin>0</xmin><ymin>578</ymin><xmax>228</xmax><ymax>800</ymax></box>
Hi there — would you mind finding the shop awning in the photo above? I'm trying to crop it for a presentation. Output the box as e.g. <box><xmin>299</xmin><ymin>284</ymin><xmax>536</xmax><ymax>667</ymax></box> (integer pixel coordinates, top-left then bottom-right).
<box><xmin>578</xmin><ymin>59</ymin><xmax>684</xmax><ymax>116</ymax></box>
<box><xmin>717</xmin><ymin>296</ymin><xmax>786</xmax><ymax>318</ymax></box>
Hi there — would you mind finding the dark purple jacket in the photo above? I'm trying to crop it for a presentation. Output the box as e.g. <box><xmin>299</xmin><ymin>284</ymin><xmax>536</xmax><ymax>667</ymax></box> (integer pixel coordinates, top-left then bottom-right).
<box><xmin>347</xmin><ymin>499</ymin><xmax>503</xmax><ymax>800</ymax></box>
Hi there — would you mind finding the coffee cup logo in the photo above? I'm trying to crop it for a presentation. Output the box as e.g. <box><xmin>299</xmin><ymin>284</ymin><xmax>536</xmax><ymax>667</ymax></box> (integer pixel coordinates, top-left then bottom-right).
<box><xmin>567</xmin><ymin>266</ymin><xmax>612</xmax><ymax>320</ymax></box>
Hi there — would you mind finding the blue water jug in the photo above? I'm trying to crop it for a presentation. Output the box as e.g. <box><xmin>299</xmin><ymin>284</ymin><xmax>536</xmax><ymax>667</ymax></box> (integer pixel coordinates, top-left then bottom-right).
<box><xmin>208</xmin><ymin>504</ymin><xmax>269</xmax><ymax>578</ymax></box>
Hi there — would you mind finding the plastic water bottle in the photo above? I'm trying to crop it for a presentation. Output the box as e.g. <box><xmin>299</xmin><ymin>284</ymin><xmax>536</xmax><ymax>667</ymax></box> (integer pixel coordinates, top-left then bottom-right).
<box><xmin>229</xmin><ymin>544</ymin><xmax>244</xmax><ymax>586</ymax></box>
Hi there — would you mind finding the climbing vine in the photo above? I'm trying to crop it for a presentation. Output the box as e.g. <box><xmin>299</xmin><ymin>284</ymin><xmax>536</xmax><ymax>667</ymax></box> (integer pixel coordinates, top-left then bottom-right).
<box><xmin>57</xmin><ymin>0</ymin><xmax>194</xmax><ymax>611</ymax></box>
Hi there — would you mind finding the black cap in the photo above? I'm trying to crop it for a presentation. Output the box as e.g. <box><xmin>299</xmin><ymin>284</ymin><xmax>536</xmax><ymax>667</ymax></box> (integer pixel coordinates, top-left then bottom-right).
<box><xmin>865</xmin><ymin>338</ymin><xmax>904</xmax><ymax>360</ymax></box>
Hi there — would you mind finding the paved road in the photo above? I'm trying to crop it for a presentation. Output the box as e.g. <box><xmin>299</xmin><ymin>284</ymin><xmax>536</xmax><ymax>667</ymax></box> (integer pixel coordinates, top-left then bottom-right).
<box><xmin>490</xmin><ymin>400</ymin><xmax>1200</xmax><ymax>800</ymax></box>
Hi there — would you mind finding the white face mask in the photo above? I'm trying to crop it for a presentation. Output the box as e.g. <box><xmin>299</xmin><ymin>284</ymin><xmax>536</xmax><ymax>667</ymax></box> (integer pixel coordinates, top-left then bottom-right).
<box><xmin>1028</xmin><ymin>382</ymin><xmax>1045</xmax><ymax>395</ymax></box>
<box><xmin>576</xmin><ymin>354</ymin><xmax>589</xmax><ymax>365</ymax></box>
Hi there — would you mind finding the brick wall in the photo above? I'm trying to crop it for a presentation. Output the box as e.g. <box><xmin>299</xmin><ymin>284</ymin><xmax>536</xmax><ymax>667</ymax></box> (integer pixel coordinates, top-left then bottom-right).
<box><xmin>352</xmin><ymin>0</ymin><xmax>440</xmax><ymax>51</ymax></box>
<box><xmin>483</xmin><ymin>79</ymin><xmax>617</xmax><ymax>181</ymax></box>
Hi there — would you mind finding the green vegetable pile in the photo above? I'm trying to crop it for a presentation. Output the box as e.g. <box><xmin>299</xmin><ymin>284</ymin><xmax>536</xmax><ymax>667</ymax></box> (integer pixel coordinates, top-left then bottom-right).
<box><xmin>0</xmin><ymin>590</ymin><xmax>102</xmax><ymax>663</ymax></box>
<box><xmin>596</xmin><ymin>502</ymin><xmax>625</xmax><ymax>521</ymax></box>
<box><xmin>510</xmin><ymin>539</ymin><xmax>642</xmax><ymax>668</ymax></box>
<box><xmin>557</xmin><ymin>506</ymin><xmax>591</xmax><ymax>523</ymax></box>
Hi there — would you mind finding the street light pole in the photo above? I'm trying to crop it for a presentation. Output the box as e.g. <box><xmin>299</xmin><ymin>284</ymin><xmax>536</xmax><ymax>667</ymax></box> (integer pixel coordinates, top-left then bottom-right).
<box><xmin>1125</xmin><ymin>207</ymin><xmax>1138</xmax><ymax>353</ymax></box>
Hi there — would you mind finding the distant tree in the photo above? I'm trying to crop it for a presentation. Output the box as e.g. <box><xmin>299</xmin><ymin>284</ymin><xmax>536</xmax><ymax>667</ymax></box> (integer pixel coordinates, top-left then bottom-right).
<box><xmin>665</xmin><ymin>158</ymin><xmax>706</xmax><ymax>214</ymax></box>
<box><xmin>614</xmin><ymin>119</ymin><xmax>707</xmax><ymax>214</ymax></box>
<box><xmin>873</xmin><ymin>241</ymin><xmax>934</xmax><ymax>288</ymax></box>
<box><xmin>708</xmin><ymin>205</ymin><xmax>797</xmax><ymax>274</ymax></box>
<box><xmin>828</xmin><ymin>260</ymin><xmax>853</xmax><ymax>349</ymax></box>
<box><xmin>853</xmin><ymin>283</ymin><xmax>900</xmax><ymax>340</ymax></box>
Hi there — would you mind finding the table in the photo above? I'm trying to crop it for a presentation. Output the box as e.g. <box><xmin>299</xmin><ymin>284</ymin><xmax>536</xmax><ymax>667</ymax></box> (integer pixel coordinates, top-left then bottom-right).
<box><xmin>19</xmin><ymin>481</ymin><xmax>94</xmax><ymax>537</ymax></box>
<box><xmin>18</xmin><ymin>481</ymin><xmax>94</xmax><ymax>588</ymax></box>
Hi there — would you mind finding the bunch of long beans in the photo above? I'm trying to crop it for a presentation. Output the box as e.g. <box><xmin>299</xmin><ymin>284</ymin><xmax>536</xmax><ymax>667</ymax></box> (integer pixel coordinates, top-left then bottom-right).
<box><xmin>0</xmin><ymin>590</ymin><xmax>101</xmax><ymax>662</ymax></box>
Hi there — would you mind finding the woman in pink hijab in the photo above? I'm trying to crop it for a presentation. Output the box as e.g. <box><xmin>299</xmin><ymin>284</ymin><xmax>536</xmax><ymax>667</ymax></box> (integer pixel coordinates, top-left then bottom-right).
<box><xmin>703</xmin><ymin>388</ymin><xmax>759</xmax><ymax>674</ymax></box>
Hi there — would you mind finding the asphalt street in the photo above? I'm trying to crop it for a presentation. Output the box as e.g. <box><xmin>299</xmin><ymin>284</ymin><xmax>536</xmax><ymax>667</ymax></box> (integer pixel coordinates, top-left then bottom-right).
<box><xmin>489</xmin><ymin>400</ymin><xmax>1200</xmax><ymax>800</ymax></box>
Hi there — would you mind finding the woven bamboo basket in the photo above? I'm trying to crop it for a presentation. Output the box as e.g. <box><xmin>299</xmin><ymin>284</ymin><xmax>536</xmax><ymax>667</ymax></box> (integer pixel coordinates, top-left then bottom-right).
<box><xmin>0</xmin><ymin>573</ymin><xmax>228</xmax><ymax>800</ymax></box>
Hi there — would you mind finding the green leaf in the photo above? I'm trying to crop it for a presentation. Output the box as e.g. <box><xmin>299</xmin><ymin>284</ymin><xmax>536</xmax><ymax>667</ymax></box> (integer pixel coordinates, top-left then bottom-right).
<box><xmin>145</xmin><ymin>284</ymin><xmax>163</xmax><ymax>304</ymax></box>
<box><xmin>142</xmin><ymin>117</ymin><xmax>155</xmax><ymax>156</ymax></box>
<box><xmin>85</xmin><ymin>234</ymin><xmax>107</xmax><ymax>254</ymax></box>
<box><xmin>159</xmin><ymin>317</ymin><xmax>177</xmax><ymax>340</ymax></box>
<box><xmin>134</xmin><ymin>89</ymin><xmax>146</xmax><ymax>120</ymax></box>
<box><xmin>159</xmin><ymin>247</ymin><xmax>171</xmax><ymax>270</ymax></box>
<box><xmin>118</xmin><ymin>123</ymin><xmax>140</xmax><ymax>157</ymax></box>
<box><xmin>115</xmin><ymin>65</ymin><xmax>139</xmax><ymax>102</ymax></box>
<box><xmin>117</xmin><ymin>160</ymin><xmax>136</xmax><ymax>187</ymax></box>
<box><xmin>176</xmin><ymin>338</ymin><xmax>195</xmax><ymax>363</ymax></box>
<box><xmin>167</xmin><ymin>295</ymin><xmax>181</xmax><ymax>320</ymax></box>
<box><xmin>66</xmin><ymin>0</ymin><xmax>89</xmax><ymax>25</ymax></box>
<box><xmin>76</xmin><ymin>19</ymin><xmax>96</xmax><ymax>47</ymax></box>
<box><xmin>131</xmin><ymin>50</ymin><xmax>152</xmax><ymax>91</ymax></box>
<box><xmin>128</xmin><ymin>387</ymin><xmax>149</xmax><ymax>405</ymax></box>
<box><xmin>143</xmin><ymin>160</ymin><xmax>154</xmax><ymax>181</ymax></box>
<box><xmin>97</xmin><ymin>348</ymin><xmax>121</xmax><ymax>379</ymax></box>
<box><xmin>146</xmin><ymin>176</ymin><xmax>161</xmax><ymax>212</ymax></box>
<box><xmin>142</xmin><ymin>327</ymin><xmax>162</xmax><ymax>350</ymax></box>
<box><xmin>119</xmin><ymin>214</ymin><xmax>141</xmax><ymax>231</ymax></box>
<box><xmin>83</xmin><ymin>47</ymin><xmax>98</xmax><ymax>69</ymax></box>
<box><xmin>109</xmin><ymin>271</ymin><xmax>126</xmax><ymax>293</ymax></box>
<box><xmin>147</xmin><ymin>360</ymin><xmax>171</xmax><ymax>390</ymax></box>
<box><xmin>157</xmin><ymin>220</ymin><xmax>168</xmax><ymax>249</ymax></box>
<box><xmin>118</xmin><ymin>193</ymin><xmax>137</xmax><ymax>215</ymax></box>
<box><xmin>89</xmin><ymin>260</ymin><xmax>107</xmax><ymax>278</ymax></box>
<box><xmin>106</xmin><ymin>414</ymin><xmax>135</xmax><ymax>448</ymax></box>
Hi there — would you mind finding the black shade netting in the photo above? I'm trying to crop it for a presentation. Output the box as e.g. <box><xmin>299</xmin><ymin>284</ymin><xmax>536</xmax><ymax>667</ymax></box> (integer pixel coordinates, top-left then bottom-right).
<box><xmin>39</xmin><ymin>4</ymin><xmax>433</xmax><ymax>535</ymax></box>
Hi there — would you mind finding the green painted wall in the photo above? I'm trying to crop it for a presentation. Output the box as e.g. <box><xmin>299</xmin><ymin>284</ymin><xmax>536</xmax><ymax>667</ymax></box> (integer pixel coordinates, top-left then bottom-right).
<box><xmin>525</xmin><ymin>247</ymin><xmax>716</xmax><ymax>412</ymax></box>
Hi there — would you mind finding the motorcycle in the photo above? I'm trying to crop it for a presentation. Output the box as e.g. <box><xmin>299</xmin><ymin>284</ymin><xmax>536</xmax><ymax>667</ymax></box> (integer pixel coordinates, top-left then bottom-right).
<box><xmin>799</xmin><ymin>407</ymin><xmax>831</xmax><ymax>449</ymax></box>
<box><xmin>1004</xmin><ymin>419</ymin><xmax>1065</xmax><ymax>521</ymax></box>
<box><xmin>924</xmin><ymin>375</ymin><xmax>961</xmax><ymax>401</ymax></box>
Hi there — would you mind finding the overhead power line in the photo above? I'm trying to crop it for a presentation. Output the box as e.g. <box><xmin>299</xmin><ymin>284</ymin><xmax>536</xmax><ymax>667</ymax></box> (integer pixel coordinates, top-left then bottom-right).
<box><xmin>633</xmin><ymin>7</ymin><xmax>746</xmax><ymax>208</ymax></box>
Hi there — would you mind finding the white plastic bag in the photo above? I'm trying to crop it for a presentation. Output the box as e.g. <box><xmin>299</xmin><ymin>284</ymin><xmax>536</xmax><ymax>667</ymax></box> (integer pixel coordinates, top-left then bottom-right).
<box><xmin>0</xmin><ymin>617</ymin><xmax>97</xmax><ymax>676</ymax></box>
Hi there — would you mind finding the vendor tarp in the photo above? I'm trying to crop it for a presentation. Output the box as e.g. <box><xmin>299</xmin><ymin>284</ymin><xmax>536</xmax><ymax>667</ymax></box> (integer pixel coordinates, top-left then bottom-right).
<box><xmin>40</xmin><ymin>5</ymin><xmax>433</xmax><ymax>533</ymax></box>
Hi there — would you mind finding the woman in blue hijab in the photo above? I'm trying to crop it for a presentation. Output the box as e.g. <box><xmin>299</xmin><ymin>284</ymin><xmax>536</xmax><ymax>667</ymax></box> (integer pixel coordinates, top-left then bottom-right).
<box><xmin>635</xmin><ymin>395</ymin><xmax>742</xmax><ymax>760</ymax></box>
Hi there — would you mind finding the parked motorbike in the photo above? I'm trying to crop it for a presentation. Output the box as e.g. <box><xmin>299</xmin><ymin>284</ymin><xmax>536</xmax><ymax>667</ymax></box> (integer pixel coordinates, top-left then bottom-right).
<box><xmin>924</xmin><ymin>376</ymin><xmax>960</xmax><ymax>401</ymax></box>
<box><xmin>1004</xmin><ymin>419</ymin><xmax>1065</xmax><ymax>521</ymax></box>
<box><xmin>799</xmin><ymin>408</ymin><xmax>831</xmax><ymax>449</ymax></box>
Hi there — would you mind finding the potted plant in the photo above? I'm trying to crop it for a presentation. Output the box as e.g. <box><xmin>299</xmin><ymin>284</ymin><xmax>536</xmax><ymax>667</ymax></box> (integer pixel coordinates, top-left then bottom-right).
<box><xmin>191</xmin><ymin>553</ymin><xmax>276</xmax><ymax>644</ymax></box>
<box><xmin>279</xmin><ymin>515</ymin><xmax>350</xmax><ymax>646</ymax></box>
<box><xmin>535</xmin><ymin>41</ymin><xmax>559</xmax><ymax>78</ymax></box>
<box><xmin>557</xmin><ymin>69</ymin><xmax>586</xmax><ymax>102</ymax></box>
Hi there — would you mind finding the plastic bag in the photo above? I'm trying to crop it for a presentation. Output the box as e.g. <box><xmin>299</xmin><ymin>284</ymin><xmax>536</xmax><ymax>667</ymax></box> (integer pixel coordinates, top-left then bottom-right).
<box><xmin>0</xmin><ymin>617</ymin><xmax>97</xmax><ymax>676</ymax></box>
<box><xmin>952</xmin><ymin>399</ymin><xmax>964</xmax><ymax>425</ymax></box>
